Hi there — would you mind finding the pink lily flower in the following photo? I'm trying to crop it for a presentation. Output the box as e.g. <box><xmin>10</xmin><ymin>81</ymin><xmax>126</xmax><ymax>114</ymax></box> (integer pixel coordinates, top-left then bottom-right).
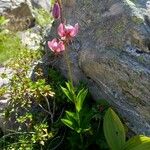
<box><xmin>58</xmin><ymin>23</ymin><xmax>79</xmax><ymax>40</ymax></box>
<box><xmin>48</xmin><ymin>38</ymin><xmax>65</xmax><ymax>53</ymax></box>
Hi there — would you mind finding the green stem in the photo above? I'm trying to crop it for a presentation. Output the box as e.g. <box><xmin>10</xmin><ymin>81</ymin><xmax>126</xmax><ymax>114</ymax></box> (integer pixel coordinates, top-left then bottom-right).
<box><xmin>76</xmin><ymin>110</ymin><xmax>80</xmax><ymax>126</ymax></box>
<box><xmin>64</xmin><ymin>49</ymin><xmax>73</xmax><ymax>88</ymax></box>
<box><xmin>80</xmin><ymin>133</ymin><xmax>84</xmax><ymax>149</ymax></box>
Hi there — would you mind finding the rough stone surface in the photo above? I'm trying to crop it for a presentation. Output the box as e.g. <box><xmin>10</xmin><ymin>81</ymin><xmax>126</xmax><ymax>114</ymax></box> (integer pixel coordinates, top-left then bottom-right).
<box><xmin>0</xmin><ymin>0</ymin><xmax>32</xmax><ymax>14</ymax></box>
<box><xmin>31</xmin><ymin>0</ymin><xmax>51</xmax><ymax>12</ymax></box>
<box><xmin>0</xmin><ymin>67</ymin><xmax>13</xmax><ymax>132</ymax></box>
<box><xmin>0</xmin><ymin>0</ymin><xmax>52</xmax><ymax>31</ymax></box>
<box><xmin>46</xmin><ymin>0</ymin><xmax>150</xmax><ymax>135</ymax></box>
<box><xmin>18</xmin><ymin>26</ymin><xmax>42</xmax><ymax>50</ymax></box>
<box><xmin>0</xmin><ymin>0</ymin><xmax>35</xmax><ymax>31</ymax></box>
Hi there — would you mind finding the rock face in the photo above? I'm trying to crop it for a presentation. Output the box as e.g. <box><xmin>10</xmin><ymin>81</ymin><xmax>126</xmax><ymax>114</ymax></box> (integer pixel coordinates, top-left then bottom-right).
<box><xmin>18</xmin><ymin>26</ymin><xmax>42</xmax><ymax>50</ymax></box>
<box><xmin>0</xmin><ymin>0</ymin><xmax>31</xmax><ymax>14</ymax></box>
<box><xmin>31</xmin><ymin>0</ymin><xmax>51</xmax><ymax>12</ymax></box>
<box><xmin>0</xmin><ymin>0</ymin><xmax>35</xmax><ymax>31</ymax></box>
<box><xmin>0</xmin><ymin>67</ymin><xmax>13</xmax><ymax>133</ymax></box>
<box><xmin>0</xmin><ymin>0</ymin><xmax>51</xmax><ymax>31</ymax></box>
<box><xmin>47</xmin><ymin>0</ymin><xmax>150</xmax><ymax>135</ymax></box>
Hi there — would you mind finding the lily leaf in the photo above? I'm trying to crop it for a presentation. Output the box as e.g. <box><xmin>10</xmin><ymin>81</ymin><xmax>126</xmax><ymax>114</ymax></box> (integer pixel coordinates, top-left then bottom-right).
<box><xmin>76</xmin><ymin>88</ymin><xmax>88</xmax><ymax>112</ymax></box>
<box><xmin>61</xmin><ymin>86</ymin><xmax>73</xmax><ymax>102</ymax></box>
<box><xmin>103</xmin><ymin>108</ymin><xmax>126</xmax><ymax>150</ymax></box>
<box><xmin>123</xmin><ymin>135</ymin><xmax>150</xmax><ymax>150</ymax></box>
<box><xmin>66</xmin><ymin>111</ymin><xmax>77</xmax><ymax>121</ymax></box>
<box><xmin>61</xmin><ymin>119</ymin><xmax>75</xmax><ymax>130</ymax></box>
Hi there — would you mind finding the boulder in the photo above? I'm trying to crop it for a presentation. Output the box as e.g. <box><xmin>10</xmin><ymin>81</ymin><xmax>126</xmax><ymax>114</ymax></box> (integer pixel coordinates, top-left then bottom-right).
<box><xmin>46</xmin><ymin>0</ymin><xmax>150</xmax><ymax>135</ymax></box>
<box><xmin>0</xmin><ymin>0</ymin><xmax>31</xmax><ymax>14</ymax></box>
<box><xmin>0</xmin><ymin>67</ymin><xmax>13</xmax><ymax>133</ymax></box>
<box><xmin>18</xmin><ymin>26</ymin><xmax>42</xmax><ymax>50</ymax></box>
<box><xmin>0</xmin><ymin>0</ymin><xmax>35</xmax><ymax>31</ymax></box>
<box><xmin>31</xmin><ymin>0</ymin><xmax>51</xmax><ymax>12</ymax></box>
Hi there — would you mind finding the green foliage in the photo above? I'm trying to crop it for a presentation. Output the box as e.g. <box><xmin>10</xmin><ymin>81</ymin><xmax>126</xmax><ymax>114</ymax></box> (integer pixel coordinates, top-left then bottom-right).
<box><xmin>0</xmin><ymin>16</ymin><xmax>9</xmax><ymax>26</ymax></box>
<box><xmin>0</xmin><ymin>32</ymin><xmax>25</xmax><ymax>63</ymax></box>
<box><xmin>61</xmin><ymin>82</ymin><xmax>91</xmax><ymax>133</ymax></box>
<box><xmin>61</xmin><ymin>82</ymin><xmax>97</xmax><ymax>149</ymax></box>
<box><xmin>34</xmin><ymin>8</ymin><xmax>53</xmax><ymax>27</ymax></box>
<box><xmin>31</xmin><ymin>123</ymin><xmax>53</xmax><ymax>145</ymax></box>
<box><xmin>51</xmin><ymin>0</ymin><xmax>56</xmax><ymax>5</ymax></box>
<box><xmin>103</xmin><ymin>108</ymin><xmax>126</xmax><ymax>150</ymax></box>
<box><xmin>123</xmin><ymin>135</ymin><xmax>150</xmax><ymax>150</ymax></box>
<box><xmin>61</xmin><ymin>82</ymin><xmax>88</xmax><ymax>112</ymax></box>
<box><xmin>0</xmin><ymin>48</ymin><xmax>58</xmax><ymax>149</ymax></box>
<box><xmin>76</xmin><ymin>88</ymin><xmax>88</xmax><ymax>112</ymax></box>
<box><xmin>103</xmin><ymin>108</ymin><xmax>150</xmax><ymax>150</ymax></box>
<box><xmin>0</xmin><ymin>16</ymin><xmax>9</xmax><ymax>32</ymax></box>
<box><xmin>61</xmin><ymin>82</ymin><xmax>75</xmax><ymax>102</ymax></box>
<box><xmin>0</xmin><ymin>86</ymin><xmax>7</xmax><ymax>97</ymax></box>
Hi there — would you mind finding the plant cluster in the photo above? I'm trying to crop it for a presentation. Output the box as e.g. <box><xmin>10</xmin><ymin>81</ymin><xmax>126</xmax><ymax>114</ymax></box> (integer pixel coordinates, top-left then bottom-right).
<box><xmin>0</xmin><ymin>1</ymin><xmax>150</xmax><ymax>150</ymax></box>
<box><xmin>0</xmin><ymin>28</ymin><xmax>71</xmax><ymax>149</ymax></box>
<box><xmin>0</xmin><ymin>17</ymin><xmax>22</xmax><ymax>63</ymax></box>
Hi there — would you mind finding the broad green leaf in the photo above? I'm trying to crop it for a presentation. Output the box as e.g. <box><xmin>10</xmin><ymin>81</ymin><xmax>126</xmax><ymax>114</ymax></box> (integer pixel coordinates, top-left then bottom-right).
<box><xmin>123</xmin><ymin>135</ymin><xmax>150</xmax><ymax>150</ymax></box>
<box><xmin>62</xmin><ymin>111</ymin><xmax>79</xmax><ymax>132</ymax></box>
<box><xmin>76</xmin><ymin>88</ymin><xmax>88</xmax><ymax>112</ymax></box>
<box><xmin>66</xmin><ymin>82</ymin><xmax>76</xmax><ymax>99</ymax></box>
<box><xmin>66</xmin><ymin>82</ymin><xmax>72</xmax><ymax>92</ymax></box>
<box><xmin>61</xmin><ymin>119</ymin><xmax>75</xmax><ymax>130</ymax></box>
<box><xmin>130</xmin><ymin>142</ymin><xmax>150</xmax><ymax>150</ymax></box>
<box><xmin>61</xmin><ymin>86</ymin><xmax>73</xmax><ymax>102</ymax></box>
<box><xmin>66</xmin><ymin>111</ymin><xmax>77</xmax><ymax>121</ymax></box>
<box><xmin>65</xmin><ymin>111</ymin><xmax>79</xmax><ymax>131</ymax></box>
<box><xmin>103</xmin><ymin>108</ymin><xmax>126</xmax><ymax>150</ymax></box>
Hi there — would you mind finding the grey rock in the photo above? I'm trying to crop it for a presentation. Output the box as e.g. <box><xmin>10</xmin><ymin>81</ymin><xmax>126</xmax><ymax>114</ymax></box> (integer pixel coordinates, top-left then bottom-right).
<box><xmin>0</xmin><ymin>0</ymin><xmax>52</xmax><ymax>31</ymax></box>
<box><xmin>0</xmin><ymin>67</ymin><xmax>13</xmax><ymax>133</ymax></box>
<box><xmin>18</xmin><ymin>26</ymin><xmax>42</xmax><ymax>50</ymax></box>
<box><xmin>0</xmin><ymin>0</ymin><xmax>32</xmax><ymax>15</ymax></box>
<box><xmin>31</xmin><ymin>0</ymin><xmax>51</xmax><ymax>12</ymax></box>
<box><xmin>0</xmin><ymin>67</ymin><xmax>12</xmax><ymax>87</ymax></box>
<box><xmin>0</xmin><ymin>0</ymin><xmax>23</xmax><ymax>14</ymax></box>
<box><xmin>0</xmin><ymin>0</ymin><xmax>35</xmax><ymax>31</ymax></box>
<box><xmin>46</xmin><ymin>0</ymin><xmax>150</xmax><ymax>135</ymax></box>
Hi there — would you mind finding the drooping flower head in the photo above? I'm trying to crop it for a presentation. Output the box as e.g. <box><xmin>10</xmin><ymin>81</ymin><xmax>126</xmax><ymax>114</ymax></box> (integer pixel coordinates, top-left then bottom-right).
<box><xmin>52</xmin><ymin>2</ymin><xmax>61</xmax><ymax>19</ymax></box>
<box><xmin>58</xmin><ymin>23</ymin><xmax>79</xmax><ymax>40</ymax></box>
<box><xmin>48</xmin><ymin>38</ymin><xmax>65</xmax><ymax>53</ymax></box>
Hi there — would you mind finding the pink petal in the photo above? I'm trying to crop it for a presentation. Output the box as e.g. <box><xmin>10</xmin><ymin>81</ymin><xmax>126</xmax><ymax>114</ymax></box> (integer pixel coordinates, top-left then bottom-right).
<box><xmin>56</xmin><ymin>48</ymin><xmax>61</xmax><ymax>53</ymax></box>
<box><xmin>58</xmin><ymin>23</ymin><xmax>65</xmax><ymax>37</ymax></box>
<box><xmin>70</xmin><ymin>23</ymin><xmax>79</xmax><ymax>37</ymax></box>
<box><xmin>59</xmin><ymin>41</ymin><xmax>65</xmax><ymax>51</ymax></box>
<box><xmin>48</xmin><ymin>41</ymin><xmax>53</xmax><ymax>50</ymax></box>
<box><xmin>48</xmin><ymin>38</ymin><xmax>65</xmax><ymax>53</ymax></box>
<box><xmin>48</xmin><ymin>39</ymin><xmax>57</xmax><ymax>52</ymax></box>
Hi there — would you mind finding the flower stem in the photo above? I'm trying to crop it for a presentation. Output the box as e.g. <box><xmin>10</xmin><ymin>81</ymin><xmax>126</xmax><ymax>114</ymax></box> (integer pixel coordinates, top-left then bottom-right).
<box><xmin>80</xmin><ymin>133</ymin><xmax>84</xmax><ymax>149</ymax></box>
<box><xmin>64</xmin><ymin>48</ymin><xmax>73</xmax><ymax>88</ymax></box>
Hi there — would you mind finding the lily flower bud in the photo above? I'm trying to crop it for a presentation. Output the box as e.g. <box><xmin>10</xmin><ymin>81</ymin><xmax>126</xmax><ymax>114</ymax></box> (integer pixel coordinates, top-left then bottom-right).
<box><xmin>52</xmin><ymin>2</ymin><xmax>61</xmax><ymax>19</ymax></box>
